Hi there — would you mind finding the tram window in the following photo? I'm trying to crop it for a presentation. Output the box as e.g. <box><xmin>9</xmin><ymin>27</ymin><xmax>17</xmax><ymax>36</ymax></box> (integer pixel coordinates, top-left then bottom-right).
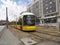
<box><xmin>18</xmin><ymin>19</ymin><xmax>22</xmax><ymax>25</ymax></box>
<box><xmin>23</xmin><ymin>15</ymin><xmax>35</xmax><ymax>26</ymax></box>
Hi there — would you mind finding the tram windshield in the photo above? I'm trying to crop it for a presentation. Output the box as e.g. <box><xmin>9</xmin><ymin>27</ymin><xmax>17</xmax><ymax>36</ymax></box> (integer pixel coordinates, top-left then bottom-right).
<box><xmin>23</xmin><ymin>15</ymin><xmax>35</xmax><ymax>26</ymax></box>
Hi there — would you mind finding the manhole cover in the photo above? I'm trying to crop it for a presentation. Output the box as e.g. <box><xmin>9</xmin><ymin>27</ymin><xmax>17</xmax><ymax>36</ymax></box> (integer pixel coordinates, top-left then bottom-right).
<box><xmin>28</xmin><ymin>41</ymin><xmax>33</xmax><ymax>43</ymax></box>
<box><xmin>21</xmin><ymin>37</ymin><xmax>37</xmax><ymax>45</ymax></box>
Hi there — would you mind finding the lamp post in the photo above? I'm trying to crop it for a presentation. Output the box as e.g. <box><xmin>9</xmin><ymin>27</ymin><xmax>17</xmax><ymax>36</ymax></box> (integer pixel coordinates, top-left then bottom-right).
<box><xmin>6</xmin><ymin>7</ymin><xmax>8</xmax><ymax>28</ymax></box>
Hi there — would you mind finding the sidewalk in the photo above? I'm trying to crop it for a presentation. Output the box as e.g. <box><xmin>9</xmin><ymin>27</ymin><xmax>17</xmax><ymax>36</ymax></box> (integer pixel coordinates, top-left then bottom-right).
<box><xmin>0</xmin><ymin>26</ymin><xmax>5</xmax><ymax>32</ymax></box>
<box><xmin>0</xmin><ymin>26</ymin><xmax>5</xmax><ymax>38</ymax></box>
<box><xmin>0</xmin><ymin>28</ymin><xmax>22</xmax><ymax>45</ymax></box>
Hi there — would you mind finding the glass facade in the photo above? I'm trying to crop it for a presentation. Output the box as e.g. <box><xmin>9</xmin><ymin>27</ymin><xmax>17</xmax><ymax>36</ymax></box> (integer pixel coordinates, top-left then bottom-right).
<box><xmin>44</xmin><ymin>17</ymin><xmax>57</xmax><ymax>23</ymax></box>
<box><xmin>32</xmin><ymin>1</ymin><xmax>39</xmax><ymax>16</ymax></box>
<box><xmin>43</xmin><ymin>0</ymin><xmax>56</xmax><ymax>15</ymax></box>
<box><xmin>28</xmin><ymin>8</ymin><xmax>31</xmax><ymax>12</ymax></box>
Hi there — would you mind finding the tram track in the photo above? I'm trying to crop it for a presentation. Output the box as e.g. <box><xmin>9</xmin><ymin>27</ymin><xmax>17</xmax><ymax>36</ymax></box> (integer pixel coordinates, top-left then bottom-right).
<box><xmin>28</xmin><ymin>31</ymin><xmax>60</xmax><ymax>43</ymax></box>
<box><xmin>9</xmin><ymin>26</ymin><xmax>60</xmax><ymax>44</ymax></box>
<box><xmin>37</xmin><ymin>27</ymin><xmax>60</xmax><ymax>34</ymax></box>
<box><xmin>36</xmin><ymin>30</ymin><xmax>60</xmax><ymax>37</ymax></box>
<box><xmin>27</xmin><ymin>33</ymin><xmax>45</xmax><ymax>42</ymax></box>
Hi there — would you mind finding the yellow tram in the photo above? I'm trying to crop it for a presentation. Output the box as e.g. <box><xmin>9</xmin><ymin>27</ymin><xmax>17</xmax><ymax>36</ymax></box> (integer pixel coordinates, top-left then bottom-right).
<box><xmin>15</xmin><ymin>12</ymin><xmax>36</xmax><ymax>31</ymax></box>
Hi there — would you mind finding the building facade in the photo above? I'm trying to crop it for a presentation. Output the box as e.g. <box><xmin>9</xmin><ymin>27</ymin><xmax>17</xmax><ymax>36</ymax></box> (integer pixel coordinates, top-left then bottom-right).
<box><xmin>27</xmin><ymin>0</ymin><xmax>60</xmax><ymax>28</ymax></box>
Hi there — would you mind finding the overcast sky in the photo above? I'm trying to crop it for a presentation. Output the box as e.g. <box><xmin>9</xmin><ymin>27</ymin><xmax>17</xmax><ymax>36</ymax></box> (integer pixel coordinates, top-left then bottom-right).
<box><xmin>0</xmin><ymin>0</ymin><xmax>31</xmax><ymax>21</ymax></box>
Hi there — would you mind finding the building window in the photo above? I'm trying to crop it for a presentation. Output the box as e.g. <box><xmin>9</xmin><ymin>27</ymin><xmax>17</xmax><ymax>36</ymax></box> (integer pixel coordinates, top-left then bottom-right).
<box><xmin>43</xmin><ymin>0</ymin><xmax>56</xmax><ymax>15</ymax></box>
<box><xmin>44</xmin><ymin>17</ymin><xmax>57</xmax><ymax>23</ymax></box>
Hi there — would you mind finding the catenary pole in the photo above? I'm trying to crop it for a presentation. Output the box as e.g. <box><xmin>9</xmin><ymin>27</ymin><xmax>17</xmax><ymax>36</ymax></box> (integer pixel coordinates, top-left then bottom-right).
<box><xmin>6</xmin><ymin>7</ymin><xmax>8</xmax><ymax>28</ymax></box>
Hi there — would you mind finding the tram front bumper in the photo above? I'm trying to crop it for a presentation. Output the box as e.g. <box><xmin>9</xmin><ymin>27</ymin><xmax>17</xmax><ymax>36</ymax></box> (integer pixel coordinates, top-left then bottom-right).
<box><xmin>22</xmin><ymin>26</ymin><xmax>36</xmax><ymax>31</ymax></box>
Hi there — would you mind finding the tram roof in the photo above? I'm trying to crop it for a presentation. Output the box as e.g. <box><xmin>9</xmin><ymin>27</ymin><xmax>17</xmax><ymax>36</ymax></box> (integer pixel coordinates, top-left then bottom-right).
<box><xmin>18</xmin><ymin>12</ymin><xmax>35</xmax><ymax>19</ymax></box>
<box><xmin>20</xmin><ymin>12</ymin><xmax>34</xmax><ymax>16</ymax></box>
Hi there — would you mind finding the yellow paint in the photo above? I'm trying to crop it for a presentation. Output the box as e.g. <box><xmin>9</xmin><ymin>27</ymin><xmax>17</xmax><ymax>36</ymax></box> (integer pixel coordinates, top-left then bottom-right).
<box><xmin>15</xmin><ymin>25</ymin><xmax>20</xmax><ymax>29</ymax></box>
<box><xmin>22</xmin><ymin>26</ymin><xmax>36</xmax><ymax>31</ymax></box>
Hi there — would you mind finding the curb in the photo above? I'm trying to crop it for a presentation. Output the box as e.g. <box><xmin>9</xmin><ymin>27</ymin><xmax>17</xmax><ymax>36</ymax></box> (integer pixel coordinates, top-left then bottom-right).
<box><xmin>0</xmin><ymin>26</ymin><xmax>6</xmax><ymax>38</ymax></box>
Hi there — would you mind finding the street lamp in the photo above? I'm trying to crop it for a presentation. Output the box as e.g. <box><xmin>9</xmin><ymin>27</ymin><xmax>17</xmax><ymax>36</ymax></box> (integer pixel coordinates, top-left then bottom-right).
<box><xmin>6</xmin><ymin>7</ymin><xmax>8</xmax><ymax>28</ymax></box>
